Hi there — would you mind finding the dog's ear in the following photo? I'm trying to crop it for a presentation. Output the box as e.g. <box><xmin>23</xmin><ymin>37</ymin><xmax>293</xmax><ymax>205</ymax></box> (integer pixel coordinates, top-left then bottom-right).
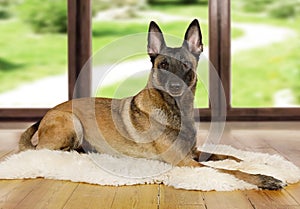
<box><xmin>147</xmin><ymin>21</ymin><xmax>166</xmax><ymax>57</ymax></box>
<box><xmin>183</xmin><ymin>19</ymin><xmax>203</xmax><ymax>58</ymax></box>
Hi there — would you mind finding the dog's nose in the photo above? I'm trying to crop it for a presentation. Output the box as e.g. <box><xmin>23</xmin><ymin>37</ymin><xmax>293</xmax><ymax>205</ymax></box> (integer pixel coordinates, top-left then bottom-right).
<box><xmin>169</xmin><ymin>82</ymin><xmax>182</xmax><ymax>93</ymax></box>
<box><xmin>169</xmin><ymin>82</ymin><xmax>182</xmax><ymax>92</ymax></box>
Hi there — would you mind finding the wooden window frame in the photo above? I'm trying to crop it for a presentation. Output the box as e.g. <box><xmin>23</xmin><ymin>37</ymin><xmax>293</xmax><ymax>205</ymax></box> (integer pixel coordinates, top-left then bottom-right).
<box><xmin>0</xmin><ymin>0</ymin><xmax>299</xmax><ymax>121</ymax></box>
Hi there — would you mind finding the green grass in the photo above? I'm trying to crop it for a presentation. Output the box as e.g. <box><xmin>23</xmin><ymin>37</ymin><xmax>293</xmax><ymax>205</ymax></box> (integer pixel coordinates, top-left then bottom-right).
<box><xmin>0</xmin><ymin>19</ymin><xmax>67</xmax><ymax>93</ymax></box>
<box><xmin>97</xmin><ymin>76</ymin><xmax>148</xmax><ymax>99</ymax></box>
<box><xmin>149</xmin><ymin>4</ymin><xmax>209</xmax><ymax>20</ymax></box>
<box><xmin>232</xmin><ymin>37</ymin><xmax>300</xmax><ymax>107</ymax></box>
<box><xmin>92</xmin><ymin>21</ymin><xmax>211</xmax><ymax>65</ymax></box>
<box><xmin>230</xmin><ymin>12</ymin><xmax>300</xmax><ymax>106</ymax></box>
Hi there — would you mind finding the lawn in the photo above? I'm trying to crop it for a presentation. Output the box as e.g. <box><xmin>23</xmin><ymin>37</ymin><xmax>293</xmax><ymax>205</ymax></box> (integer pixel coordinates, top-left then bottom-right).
<box><xmin>0</xmin><ymin>19</ymin><xmax>67</xmax><ymax>93</ymax></box>
<box><xmin>231</xmin><ymin>36</ymin><xmax>300</xmax><ymax>107</ymax></box>
<box><xmin>230</xmin><ymin>13</ymin><xmax>300</xmax><ymax>107</ymax></box>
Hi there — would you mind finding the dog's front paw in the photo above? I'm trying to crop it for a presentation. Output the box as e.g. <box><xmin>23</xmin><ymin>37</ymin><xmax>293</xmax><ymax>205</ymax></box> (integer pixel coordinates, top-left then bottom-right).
<box><xmin>219</xmin><ymin>169</ymin><xmax>286</xmax><ymax>190</ymax></box>
<box><xmin>255</xmin><ymin>174</ymin><xmax>286</xmax><ymax>190</ymax></box>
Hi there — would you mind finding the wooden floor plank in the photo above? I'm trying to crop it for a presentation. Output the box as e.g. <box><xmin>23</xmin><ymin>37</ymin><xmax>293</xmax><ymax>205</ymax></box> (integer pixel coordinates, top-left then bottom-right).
<box><xmin>286</xmin><ymin>183</ymin><xmax>300</xmax><ymax>204</ymax></box>
<box><xmin>0</xmin><ymin>179</ymin><xmax>25</xmax><ymax>206</ymax></box>
<box><xmin>63</xmin><ymin>183</ymin><xmax>117</xmax><ymax>209</ymax></box>
<box><xmin>231</xmin><ymin>131</ymin><xmax>271</xmax><ymax>151</ymax></box>
<box><xmin>15</xmin><ymin>179</ymin><xmax>78</xmax><ymax>209</ymax></box>
<box><xmin>0</xmin><ymin>179</ymin><xmax>43</xmax><ymax>208</ymax></box>
<box><xmin>110</xmin><ymin>184</ymin><xmax>158</xmax><ymax>209</ymax></box>
<box><xmin>160</xmin><ymin>185</ymin><xmax>206</xmax><ymax>209</ymax></box>
<box><xmin>244</xmin><ymin>189</ymin><xmax>299</xmax><ymax>209</ymax></box>
<box><xmin>202</xmin><ymin>191</ymin><xmax>253</xmax><ymax>209</ymax></box>
<box><xmin>263</xmin><ymin>136</ymin><xmax>300</xmax><ymax>167</ymax></box>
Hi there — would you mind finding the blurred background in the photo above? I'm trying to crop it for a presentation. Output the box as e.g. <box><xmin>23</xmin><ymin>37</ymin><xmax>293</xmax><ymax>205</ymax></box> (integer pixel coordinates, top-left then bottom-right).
<box><xmin>0</xmin><ymin>0</ymin><xmax>299</xmax><ymax>108</ymax></box>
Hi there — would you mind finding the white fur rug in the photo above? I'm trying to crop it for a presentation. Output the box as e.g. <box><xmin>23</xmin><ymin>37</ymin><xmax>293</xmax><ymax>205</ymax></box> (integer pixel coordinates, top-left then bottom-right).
<box><xmin>0</xmin><ymin>145</ymin><xmax>299</xmax><ymax>191</ymax></box>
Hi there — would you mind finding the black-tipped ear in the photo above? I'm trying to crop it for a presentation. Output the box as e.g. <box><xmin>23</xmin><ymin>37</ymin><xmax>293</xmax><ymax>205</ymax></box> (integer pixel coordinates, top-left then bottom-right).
<box><xmin>147</xmin><ymin>21</ymin><xmax>166</xmax><ymax>57</ymax></box>
<box><xmin>183</xmin><ymin>19</ymin><xmax>203</xmax><ymax>57</ymax></box>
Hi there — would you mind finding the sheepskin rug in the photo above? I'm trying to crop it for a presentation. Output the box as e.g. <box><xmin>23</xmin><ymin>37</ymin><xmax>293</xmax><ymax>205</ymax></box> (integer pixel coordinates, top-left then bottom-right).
<box><xmin>0</xmin><ymin>144</ymin><xmax>299</xmax><ymax>191</ymax></box>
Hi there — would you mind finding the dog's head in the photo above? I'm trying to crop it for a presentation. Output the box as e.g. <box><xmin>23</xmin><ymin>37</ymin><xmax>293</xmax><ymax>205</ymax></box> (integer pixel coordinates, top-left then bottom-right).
<box><xmin>147</xmin><ymin>19</ymin><xmax>203</xmax><ymax>97</ymax></box>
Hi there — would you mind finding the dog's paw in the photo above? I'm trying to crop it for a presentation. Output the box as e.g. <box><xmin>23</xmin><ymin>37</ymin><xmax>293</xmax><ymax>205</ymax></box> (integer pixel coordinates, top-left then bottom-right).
<box><xmin>255</xmin><ymin>174</ymin><xmax>286</xmax><ymax>190</ymax></box>
<box><xmin>220</xmin><ymin>169</ymin><xmax>286</xmax><ymax>190</ymax></box>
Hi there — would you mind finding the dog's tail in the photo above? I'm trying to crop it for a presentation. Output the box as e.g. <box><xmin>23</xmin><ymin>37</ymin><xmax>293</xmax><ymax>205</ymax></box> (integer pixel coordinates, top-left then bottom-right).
<box><xmin>19</xmin><ymin>121</ymin><xmax>40</xmax><ymax>151</ymax></box>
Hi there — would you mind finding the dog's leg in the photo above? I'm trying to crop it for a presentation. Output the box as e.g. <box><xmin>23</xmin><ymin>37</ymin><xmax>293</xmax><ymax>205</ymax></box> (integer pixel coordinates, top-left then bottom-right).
<box><xmin>198</xmin><ymin>152</ymin><xmax>242</xmax><ymax>162</ymax></box>
<box><xmin>218</xmin><ymin>168</ymin><xmax>286</xmax><ymax>190</ymax></box>
<box><xmin>178</xmin><ymin>157</ymin><xmax>285</xmax><ymax>190</ymax></box>
<box><xmin>177</xmin><ymin>156</ymin><xmax>205</xmax><ymax>167</ymax></box>
<box><xmin>36</xmin><ymin>110</ymin><xmax>83</xmax><ymax>151</ymax></box>
<box><xmin>192</xmin><ymin>149</ymin><xmax>242</xmax><ymax>162</ymax></box>
<box><xmin>19</xmin><ymin>121</ymin><xmax>40</xmax><ymax>151</ymax></box>
<box><xmin>187</xmin><ymin>149</ymin><xmax>284</xmax><ymax>189</ymax></box>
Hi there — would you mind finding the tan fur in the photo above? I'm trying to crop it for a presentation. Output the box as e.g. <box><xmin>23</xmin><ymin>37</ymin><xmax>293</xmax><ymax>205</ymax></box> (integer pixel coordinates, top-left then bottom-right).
<box><xmin>19</xmin><ymin>20</ymin><xmax>284</xmax><ymax>190</ymax></box>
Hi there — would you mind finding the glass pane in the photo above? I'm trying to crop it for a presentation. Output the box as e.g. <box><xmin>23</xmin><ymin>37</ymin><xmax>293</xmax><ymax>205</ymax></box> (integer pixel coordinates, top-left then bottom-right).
<box><xmin>91</xmin><ymin>0</ymin><xmax>209</xmax><ymax>108</ymax></box>
<box><xmin>0</xmin><ymin>0</ymin><xmax>68</xmax><ymax>108</ymax></box>
<box><xmin>231</xmin><ymin>0</ymin><xmax>300</xmax><ymax>107</ymax></box>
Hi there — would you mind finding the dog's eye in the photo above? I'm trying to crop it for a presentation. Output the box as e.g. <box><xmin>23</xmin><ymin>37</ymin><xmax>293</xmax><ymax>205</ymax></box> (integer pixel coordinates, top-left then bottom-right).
<box><xmin>160</xmin><ymin>61</ymin><xmax>168</xmax><ymax>69</ymax></box>
<box><xmin>183</xmin><ymin>61</ymin><xmax>192</xmax><ymax>70</ymax></box>
<box><xmin>185</xmin><ymin>69</ymin><xmax>196</xmax><ymax>84</ymax></box>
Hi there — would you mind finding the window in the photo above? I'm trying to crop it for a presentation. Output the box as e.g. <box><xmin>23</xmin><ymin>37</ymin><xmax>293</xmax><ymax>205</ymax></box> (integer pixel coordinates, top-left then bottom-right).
<box><xmin>1</xmin><ymin>0</ymin><xmax>299</xmax><ymax>121</ymax></box>
<box><xmin>208</xmin><ymin>0</ymin><xmax>300</xmax><ymax>120</ymax></box>
<box><xmin>0</xmin><ymin>1</ymin><xmax>68</xmax><ymax>109</ymax></box>
<box><xmin>0</xmin><ymin>0</ymin><xmax>90</xmax><ymax>121</ymax></box>
<box><xmin>231</xmin><ymin>1</ymin><xmax>300</xmax><ymax>108</ymax></box>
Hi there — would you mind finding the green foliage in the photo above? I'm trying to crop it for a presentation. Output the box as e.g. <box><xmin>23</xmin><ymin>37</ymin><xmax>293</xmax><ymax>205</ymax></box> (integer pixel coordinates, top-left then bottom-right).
<box><xmin>0</xmin><ymin>0</ymin><xmax>15</xmax><ymax>19</ymax></box>
<box><xmin>240</xmin><ymin>0</ymin><xmax>300</xmax><ymax>19</ymax></box>
<box><xmin>269</xmin><ymin>2</ymin><xmax>298</xmax><ymax>19</ymax></box>
<box><xmin>232</xmin><ymin>39</ymin><xmax>300</xmax><ymax>106</ymax></box>
<box><xmin>0</xmin><ymin>19</ymin><xmax>67</xmax><ymax>93</ymax></box>
<box><xmin>92</xmin><ymin>0</ymin><xmax>111</xmax><ymax>16</ymax></box>
<box><xmin>92</xmin><ymin>0</ymin><xmax>148</xmax><ymax>16</ymax></box>
<box><xmin>242</xmin><ymin>0</ymin><xmax>275</xmax><ymax>12</ymax></box>
<box><xmin>18</xmin><ymin>0</ymin><xmax>67</xmax><ymax>33</ymax></box>
<box><xmin>181</xmin><ymin>0</ymin><xmax>199</xmax><ymax>4</ymax></box>
<box><xmin>0</xmin><ymin>7</ymin><xmax>10</xmax><ymax>19</ymax></box>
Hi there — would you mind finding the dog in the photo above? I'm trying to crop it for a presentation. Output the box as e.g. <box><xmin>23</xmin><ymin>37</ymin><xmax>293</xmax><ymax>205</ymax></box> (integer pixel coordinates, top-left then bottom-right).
<box><xmin>19</xmin><ymin>19</ymin><xmax>284</xmax><ymax>190</ymax></box>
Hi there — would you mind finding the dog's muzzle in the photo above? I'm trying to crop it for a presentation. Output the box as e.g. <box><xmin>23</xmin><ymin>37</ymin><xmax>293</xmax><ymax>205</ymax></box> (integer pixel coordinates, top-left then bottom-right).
<box><xmin>167</xmin><ymin>80</ymin><xmax>185</xmax><ymax>97</ymax></box>
<box><xmin>152</xmin><ymin>69</ymin><xmax>187</xmax><ymax>97</ymax></box>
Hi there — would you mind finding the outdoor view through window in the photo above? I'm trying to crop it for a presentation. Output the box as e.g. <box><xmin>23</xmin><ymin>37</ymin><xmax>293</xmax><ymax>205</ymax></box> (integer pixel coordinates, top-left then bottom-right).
<box><xmin>0</xmin><ymin>0</ymin><xmax>299</xmax><ymax>108</ymax></box>
<box><xmin>0</xmin><ymin>0</ymin><xmax>68</xmax><ymax>108</ymax></box>
<box><xmin>231</xmin><ymin>0</ymin><xmax>300</xmax><ymax>107</ymax></box>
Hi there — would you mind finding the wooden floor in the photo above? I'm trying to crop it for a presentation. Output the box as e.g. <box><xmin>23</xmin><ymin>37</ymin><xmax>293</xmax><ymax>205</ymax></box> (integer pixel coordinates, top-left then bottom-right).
<box><xmin>0</xmin><ymin>122</ymin><xmax>300</xmax><ymax>209</ymax></box>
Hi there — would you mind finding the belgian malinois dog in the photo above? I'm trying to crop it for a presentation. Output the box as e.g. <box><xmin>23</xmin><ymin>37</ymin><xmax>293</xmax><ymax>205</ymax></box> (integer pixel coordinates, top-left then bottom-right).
<box><xmin>19</xmin><ymin>19</ymin><xmax>284</xmax><ymax>190</ymax></box>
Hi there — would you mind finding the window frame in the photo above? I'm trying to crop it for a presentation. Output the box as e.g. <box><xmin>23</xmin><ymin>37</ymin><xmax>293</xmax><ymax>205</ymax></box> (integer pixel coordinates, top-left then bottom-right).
<box><xmin>0</xmin><ymin>0</ymin><xmax>299</xmax><ymax>122</ymax></box>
